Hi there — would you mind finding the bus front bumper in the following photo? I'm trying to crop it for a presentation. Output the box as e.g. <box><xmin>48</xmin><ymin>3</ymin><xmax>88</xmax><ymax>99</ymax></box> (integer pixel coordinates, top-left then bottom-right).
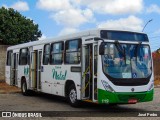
<box><xmin>98</xmin><ymin>89</ymin><xmax>154</xmax><ymax>104</ymax></box>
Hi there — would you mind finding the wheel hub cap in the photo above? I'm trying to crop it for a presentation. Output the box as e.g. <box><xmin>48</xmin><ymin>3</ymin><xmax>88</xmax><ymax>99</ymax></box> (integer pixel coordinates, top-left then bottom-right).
<box><xmin>69</xmin><ymin>89</ymin><xmax>76</xmax><ymax>103</ymax></box>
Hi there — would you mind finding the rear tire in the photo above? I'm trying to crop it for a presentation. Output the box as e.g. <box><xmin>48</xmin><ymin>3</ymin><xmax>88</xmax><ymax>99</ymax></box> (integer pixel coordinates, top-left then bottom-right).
<box><xmin>68</xmin><ymin>84</ymin><xmax>80</xmax><ymax>107</ymax></box>
<box><xmin>21</xmin><ymin>81</ymin><xmax>30</xmax><ymax>96</ymax></box>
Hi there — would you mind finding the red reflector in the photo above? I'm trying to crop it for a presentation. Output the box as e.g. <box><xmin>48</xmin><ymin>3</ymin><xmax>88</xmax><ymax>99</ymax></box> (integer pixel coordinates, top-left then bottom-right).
<box><xmin>128</xmin><ymin>99</ymin><xmax>137</xmax><ymax>104</ymax></box>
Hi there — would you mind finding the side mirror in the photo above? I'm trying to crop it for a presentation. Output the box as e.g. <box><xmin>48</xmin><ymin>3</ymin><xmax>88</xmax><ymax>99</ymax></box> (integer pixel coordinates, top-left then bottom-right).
<box><xmin>99</xmin><ymin>43</ymin><xmax>105</xmax><ymax>55</ymax></box>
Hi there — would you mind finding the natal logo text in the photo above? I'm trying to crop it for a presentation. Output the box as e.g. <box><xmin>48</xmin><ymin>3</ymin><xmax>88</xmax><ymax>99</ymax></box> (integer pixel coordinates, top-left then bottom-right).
<box><xmin>24</xmin><ymin>67</ymin><xmax>29</xmax><ymax>76</ymax></box>
<box><xmin>52</xmin><ymin>68</ymin><xmax>67</xmax><ymax>80</ymax></box>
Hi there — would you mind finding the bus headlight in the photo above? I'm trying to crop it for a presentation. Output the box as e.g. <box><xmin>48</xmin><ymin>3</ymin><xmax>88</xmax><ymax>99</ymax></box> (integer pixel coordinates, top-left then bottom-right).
<box><xmin>148</xmin><ymin>81</ymin><xmax>154</xmax><ymax>91</ymax></box>
<box><xmin>101</xmin><ymin>80</ymin><xmax>115</xmax><ymax>92</ymax></box>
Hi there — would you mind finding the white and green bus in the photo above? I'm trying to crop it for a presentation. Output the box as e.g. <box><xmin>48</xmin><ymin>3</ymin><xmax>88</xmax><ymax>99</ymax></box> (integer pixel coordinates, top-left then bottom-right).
<box><xmin>5</xmin><ymin>29</ymin><xmax>154</xmax><ymax>107</ymax></box>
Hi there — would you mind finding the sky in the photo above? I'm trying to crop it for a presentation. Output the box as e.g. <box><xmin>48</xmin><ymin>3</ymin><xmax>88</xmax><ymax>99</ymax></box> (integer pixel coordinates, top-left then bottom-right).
<box><xmin>0</xmin><ymin>0</ymin><xmax>160</xmax><ymax>52</ymax></box>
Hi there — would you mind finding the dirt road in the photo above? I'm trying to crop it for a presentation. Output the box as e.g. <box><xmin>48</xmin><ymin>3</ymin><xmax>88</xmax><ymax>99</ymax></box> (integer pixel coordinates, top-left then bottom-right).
<box><xmin>0</xmin><ymin>84</ymin><xmax>160</xmax><ymax>119</ymax></box>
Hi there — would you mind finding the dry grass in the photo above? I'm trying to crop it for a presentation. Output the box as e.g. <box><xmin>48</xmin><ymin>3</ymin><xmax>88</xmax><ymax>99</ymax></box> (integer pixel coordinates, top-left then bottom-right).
<box><xmin>155</xmin><ymin>80</ymin><xmax>160</xmax><ymax>86</ymax></box>
<box><xmin>0</xmin><ymin>82</ymin><xmax>21</xmax><ymax>94</ymax></box>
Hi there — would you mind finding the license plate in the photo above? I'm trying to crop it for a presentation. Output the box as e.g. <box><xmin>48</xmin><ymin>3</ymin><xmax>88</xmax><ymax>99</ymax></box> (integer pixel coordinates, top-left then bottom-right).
<box><xmin>128</xmin><ymin>99</ymin><xmax>137</xmax><ymax>104</ymax></box>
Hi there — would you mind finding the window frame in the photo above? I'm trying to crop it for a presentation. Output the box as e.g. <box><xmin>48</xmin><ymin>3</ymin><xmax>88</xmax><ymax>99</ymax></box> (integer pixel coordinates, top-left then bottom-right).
<box><xmin>64</xmin><ymin>39</ymin><xmax>81</xmax><ymax>64</ymax></box>
<box><xmin>43</xmin><ymin>44</ymin><xmax>50</xmax><ymax>65</ymax></box>
<box><xmin>19</xmin><ymin>48</ymin><xmax>29</xmax><ymax>65</ymax></box>
<box><xmin>6</xmin><ymin>50</ymin><xmax>13</xmax><ymax>66</ymax></box>
<box><xmin>50</xmin><ymin>41</ymin><xmax>64</xmax><ymax>65</ymax></box>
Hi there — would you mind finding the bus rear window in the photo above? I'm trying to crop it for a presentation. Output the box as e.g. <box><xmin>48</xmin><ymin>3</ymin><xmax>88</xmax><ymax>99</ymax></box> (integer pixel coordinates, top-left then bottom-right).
<box><xmin>6</xmin><ymin>50</ymin><xmax>12</xmax><ymax>66</ymax></box>
<box><xmin>43</xmin><ymin>44</ymin><xmax>50</xmax><ymax>65</ymax></box>
<box><xmin>19</xmin><ymin>48</ymin><xmax>28</xmax><ymax>65</ymax></box>
<box><xmin>100</xmin><ymin>30</ymin><xmax>149</xmax><ymax>42</ymax></box>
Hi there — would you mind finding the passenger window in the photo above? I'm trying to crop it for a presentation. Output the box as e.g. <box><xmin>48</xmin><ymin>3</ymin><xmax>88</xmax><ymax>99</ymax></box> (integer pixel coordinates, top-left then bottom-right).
<box><xmin>6</xmin><ymin>50</ymin><xmax>12</xmax><ymax>66</ymax></box>
<box><xmin>43</xmin><ymin>44</ymin><xmax>50</xmax><ymax>65</ymax></box>
<box><xmin>65</xmin><ymin>39</ymin><xmax>81</xmax><ymax>64</ymax></box>
<box><xmin>50</xmin><ymin>42</ymin><xmax>63</xmax><ymax>64</ymax></box>
<box><xmin>19</xmin><ymin>48</ymin><xmax>28</xmax><ymax>65</ymax></box>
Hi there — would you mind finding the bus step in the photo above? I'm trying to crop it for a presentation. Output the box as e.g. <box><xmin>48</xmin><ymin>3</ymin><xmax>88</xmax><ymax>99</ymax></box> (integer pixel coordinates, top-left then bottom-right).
<box><xmin>83</xmin><ymin>99</ymin><xmax>98</xmax><ymax>104</ymax></box>
<box><xmin>83</xmin><ymin>100</ymin><xmax>92</xmax><ymax>102</ymax></box>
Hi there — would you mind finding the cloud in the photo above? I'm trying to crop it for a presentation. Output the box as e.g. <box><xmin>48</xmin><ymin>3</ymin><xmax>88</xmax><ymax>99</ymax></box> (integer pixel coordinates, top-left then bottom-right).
<box><xmin>80</xmin><ymin>0</ymin><xmax>143</xmax><ymax>15</ymax></box>
<box><xmin>36</xmin><ymin>0</ymin><xmax>71</xmax><ymax>11</ymax></box>
<box><xmin>147</xmin><ymin>4</ymin><xmax>160</xmax><ymax>14</ymax></box>
<box><xmin>39</xmin><ymin>34</ymin><xmax>47</xmax><ymax>40</ymax></box>
<box><xmin>36</xmin><ymin>0</ymin><xmax>143</xmax><ymax>15</ymax></box>
<box><xmin>97</xmin><ymin>15</ymin><xmax>143</xmax><ymax>31</ymax></box>
<box><xmin>58</xmin><ymin>28</ymin><xmax>79</xmax><ymax>36</ymax></box>
<box><xmin>10</xmin><ymin>1</ymin><xmax>29</xmax><ymax>11</ymax></box>
<box><xmin>51</xmin><ymin>8</ymin><xmax>94</xmax><ymax>28</ymax></box>
<box><xmin>37</xmin><ymin>0</ymin><xmax>94</xmax><ymax>29</ymax></box>
<box><xmin>36</xmin><ymin>0</ymin><xmax>143</xmax><ymax>35</ymax></box>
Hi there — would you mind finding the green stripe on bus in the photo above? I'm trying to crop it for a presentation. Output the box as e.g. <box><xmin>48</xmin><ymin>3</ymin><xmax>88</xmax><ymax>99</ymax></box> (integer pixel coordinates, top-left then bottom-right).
<box><xmin>98</xmin><ymin>89</ymin><xmax>154</xmax><ymax>104</ymax></box>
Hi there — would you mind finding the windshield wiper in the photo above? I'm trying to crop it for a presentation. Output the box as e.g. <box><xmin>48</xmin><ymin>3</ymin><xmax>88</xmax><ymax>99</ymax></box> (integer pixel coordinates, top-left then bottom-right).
<box><xmin>134</xmin><ymin>42</ymin><xmax>142</xmax><ymax>57</ymax></box>
<box><xmin>134</xmin><ymin>42</ymin><xmax>142</xmax><ymax>64</ymax></box>
<box><xmin>115</xmin><ymin>41</ymin><xmax>125</xmax><ymax>56</ymax></box>
<box><xmin>115</xmin><ymin>41</ymin><xmax>126</xmax><ymax>64</ymax></box>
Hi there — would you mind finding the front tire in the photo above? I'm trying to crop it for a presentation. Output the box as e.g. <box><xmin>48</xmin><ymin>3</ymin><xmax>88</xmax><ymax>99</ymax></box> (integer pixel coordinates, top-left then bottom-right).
<box><xmin>68</xmin><ymin>84</ymin><xmax>80</xmax><ymax>107</ymax></box>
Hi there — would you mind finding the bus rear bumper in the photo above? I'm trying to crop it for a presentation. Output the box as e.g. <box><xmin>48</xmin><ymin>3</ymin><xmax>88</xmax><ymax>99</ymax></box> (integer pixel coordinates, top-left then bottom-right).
<box><xmin>98</xmin><ymin>89</ymin><xmax>154</xmax><ymax>104</ymax></box>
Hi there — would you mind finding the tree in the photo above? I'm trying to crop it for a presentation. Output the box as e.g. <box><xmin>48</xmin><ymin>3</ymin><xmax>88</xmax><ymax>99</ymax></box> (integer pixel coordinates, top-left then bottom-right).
<box><xmin>0</xmin><ymin>7</ymin><xmax>42</xmax><ymax>45</ymax></box>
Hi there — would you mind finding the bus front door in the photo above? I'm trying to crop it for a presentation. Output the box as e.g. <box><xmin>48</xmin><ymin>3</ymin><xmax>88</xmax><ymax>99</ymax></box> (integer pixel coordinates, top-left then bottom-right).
<box><xmin>30</xmin><ymin>50</ymin><xmax>42</xmax><ymax>90</ymax></box>
<box><xmin>82</xmin><ymin>43</ymin><xmax>98</xmax><ymax>101</ymax></box>
<box><xmin>10</xmin><ymin>53</ymin><xmax>18</xmax><ymax>86</ymax></box>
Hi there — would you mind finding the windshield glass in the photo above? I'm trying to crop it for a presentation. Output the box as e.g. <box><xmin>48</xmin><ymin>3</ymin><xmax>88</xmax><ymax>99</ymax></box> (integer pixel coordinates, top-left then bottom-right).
<box><xmin>102</xmin><ymin>43</ymin><xmax>152</xmax><ymax>79</ymax></box>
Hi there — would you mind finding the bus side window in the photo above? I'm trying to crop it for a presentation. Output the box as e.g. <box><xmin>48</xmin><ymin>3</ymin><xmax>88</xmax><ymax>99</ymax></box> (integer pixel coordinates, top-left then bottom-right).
<box><xmin>6</xmin><ymin>50</ymin><xmax>12</xmax><ymax>66</ymax></box>
<box><xmin>65</xmin><ymin>39</ymin><xmax>81</xmax><ymax>64</ymax></box>
<box><xmin>43</xmin><ymin>44</ymin><xmax>50</xmax><ymax>65</ymax></box>
<box><xmin>50</xmin><ymin>42</ymin><xmax>64</xmax><ymax>64</ymax></box>
<box><xmin>19</xmin><ymin>48</ymin><xmax>28</xmax><ymax>65</ymax></box>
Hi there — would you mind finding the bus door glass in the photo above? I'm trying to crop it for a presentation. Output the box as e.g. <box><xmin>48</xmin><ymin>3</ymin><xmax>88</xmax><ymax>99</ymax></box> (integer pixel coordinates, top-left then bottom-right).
<box><xmin>30</xmin><ymin>50</ymin><xmax>42</xmax><ymax>90</ymax></box>
<box><xmin>82</xmin><ymin>44</ymin><xmax>90</xmax><ymax>99</ymax></box>
<box><xmin>15</xmin><ymin>53</ymin><xmax>18</xmax><ymax>86</ymax></box>
<box><xmin>82</xmin><ymin>42</ymin><xmax>98</xmax><ymax>101</ymax></box>
<box><xmin>93</xmin><ymin>45</ymin><xmax>98</xmax><ymax>101</ymax></box>
<box><xmin>10</xmin><ymin>53</ymin><xmax>18</xmax><ymax>86</ymax></box>
<box><xmin>30</xmin><ymin>51</ymin><xmax>37</xmax><ymax>89</ymax></box>
<box><xmin>37</xmin><ymin>50</ymin><xmax>42</xmax><ymax>90</ymax></box>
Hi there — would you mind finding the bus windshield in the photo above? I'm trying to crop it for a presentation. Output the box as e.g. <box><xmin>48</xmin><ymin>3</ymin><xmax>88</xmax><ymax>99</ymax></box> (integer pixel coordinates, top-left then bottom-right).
<box><xmin>100</xmin><ymin>30</ymin><xmax>149</xmax><ymax>42</ymax></box>
<box><xmin>102</xmin><ymin>43</ymin><xmax>152</xmax><ymax>79</ymax></box>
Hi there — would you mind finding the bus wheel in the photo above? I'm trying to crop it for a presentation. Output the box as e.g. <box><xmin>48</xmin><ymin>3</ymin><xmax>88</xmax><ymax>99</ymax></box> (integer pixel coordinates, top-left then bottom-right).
<box><xmin>21</xmin><ymin>81</ymin><xmax>29</xmax><ymax>96</ymax></box>
<box><xmin>68</xmin><ymin>84</ymin><xmax>80</xmax><ymax>107</ymax></box>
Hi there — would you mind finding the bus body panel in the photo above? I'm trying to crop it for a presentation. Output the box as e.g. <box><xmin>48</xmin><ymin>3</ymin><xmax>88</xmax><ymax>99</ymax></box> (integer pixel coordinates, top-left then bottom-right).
<box><xmin>5</xmin><ymin>66</ymin><xmax>11</xmax><ymax>85</ymax></box>
<box><xmin>41</xmin><ymin>64</ymin><xmax>81</xmax><ymax>98</ymax></box>
<box><xmin>98</xmin><ymin>88</ymin><xmax>154</xmax><ymax>104</ymax></box>
<box><xmin>18</xmin><ymin>65</ymin><xmax>29</xmax><ymax>88</ymax></box>
<box><xmin>98</xmin><ymin>69</ymin><xmax>154</xmax><ymax>92</ymax></box>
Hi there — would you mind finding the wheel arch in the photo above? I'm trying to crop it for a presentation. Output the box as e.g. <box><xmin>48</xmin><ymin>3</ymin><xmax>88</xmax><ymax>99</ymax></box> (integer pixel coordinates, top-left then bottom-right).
<box><xmin>64</xmin><ymin>80</ymin><xmax>76</xmax><ymax>97</ymax></box>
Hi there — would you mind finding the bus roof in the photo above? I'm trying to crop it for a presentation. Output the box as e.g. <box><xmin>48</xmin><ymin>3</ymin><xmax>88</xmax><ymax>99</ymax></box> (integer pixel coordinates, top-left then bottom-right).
<box><xmin>7</xmin><ymin>28</ymin><xmax>145</xmax><ymax>50</ymax></box>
